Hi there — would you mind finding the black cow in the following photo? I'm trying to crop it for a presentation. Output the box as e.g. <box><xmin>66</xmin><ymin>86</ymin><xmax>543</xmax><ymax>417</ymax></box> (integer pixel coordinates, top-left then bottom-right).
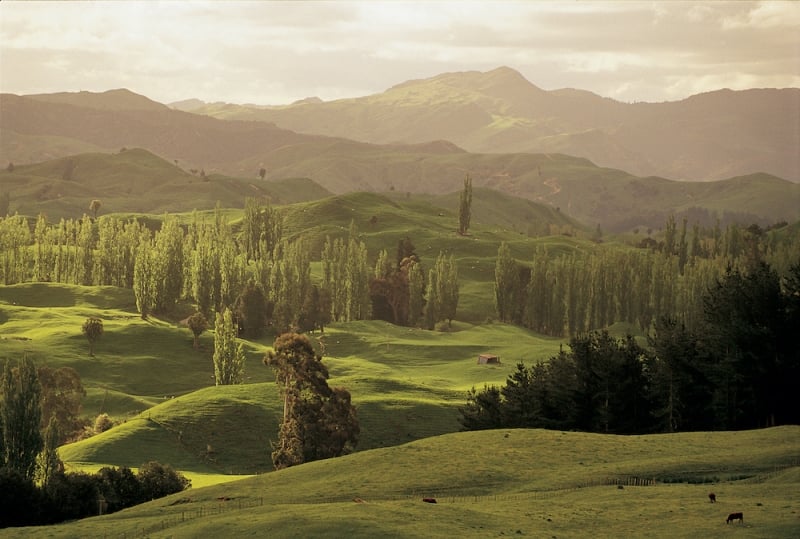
<box><xmin>708</xmin><ymin>492</ymin><xmax>716</xmax><ymax>503</ymax></box>
<box><xmin>726</xmin><ymin>512</ymin><xmax>744</xmax><ymax>524</ymax></box>
<box><xmin>422</xmin><ymin>498</ymin><xmax>437</xmax><ymax>504</ymax></box>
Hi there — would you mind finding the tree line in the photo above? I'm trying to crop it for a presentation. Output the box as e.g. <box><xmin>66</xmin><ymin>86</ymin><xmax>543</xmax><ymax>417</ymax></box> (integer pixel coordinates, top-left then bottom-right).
<box><xmin>466</xmin><ymin>260</ymin><xmax>800</xmax><ymax>433</ymax></box>
<box><xmin>0</xmin><ymin>198</ymin><xmax>461</xmax><ymax>334</ymax></box>
<box><xmin>494</xmin><ymin>218</ymin><xmax>799</xmax><ymax>337</ymax></box>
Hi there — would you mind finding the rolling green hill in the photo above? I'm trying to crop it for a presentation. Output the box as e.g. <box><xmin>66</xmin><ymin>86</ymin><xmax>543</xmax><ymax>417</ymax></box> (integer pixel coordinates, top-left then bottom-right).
<box><xmin>11</xmin><ymin>426</ymin><xmax>800</xmax><ymax>538</ymax></box>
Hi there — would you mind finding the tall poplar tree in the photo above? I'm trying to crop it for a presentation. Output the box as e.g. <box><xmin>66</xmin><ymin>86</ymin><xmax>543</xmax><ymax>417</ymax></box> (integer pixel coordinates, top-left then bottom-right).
<box><xmin>458</xmin><ymin>175</ymin><xmax>473</xmax><ymax>235</ymax></box>
<box><xmin>1</xmin><ymin>356</ymin><xmax>43</xmax><ymax>480</ymax></box>
<box><xmin>213</xmin><ymin>308</ymin><xmax>246</xmax><ymax>385</ymax></box>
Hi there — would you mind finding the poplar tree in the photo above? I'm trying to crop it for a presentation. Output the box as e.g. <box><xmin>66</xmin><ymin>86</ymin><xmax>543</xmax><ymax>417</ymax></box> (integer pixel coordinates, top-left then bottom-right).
<box><xmin>133</xmin><ymin>238</ymin><xmax>156</xmax><ymax>319</ymax></box>
<box><xmin>213</xmin><ymin>308</ymin><xmax>245</xmax><ymax>385</ymax></box>
<box><xmin>458</xmin><ymin>175</ymin><xmax>473</xmax><ymax>235</ymax></box>
<box><xmin>1</xmin><ymin>356</ymin><xmax>43</xmax><ymax>480</ymax></box>
<box><xmin>494</xmin><ymin>242</ymin><xmax>518</xmax><ymax>322</ymax></box>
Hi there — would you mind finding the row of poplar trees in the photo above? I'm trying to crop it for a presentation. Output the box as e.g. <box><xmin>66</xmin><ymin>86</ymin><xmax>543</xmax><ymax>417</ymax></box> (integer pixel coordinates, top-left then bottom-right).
<box><xmin>0</xmin><ymin>198</ymin><xmax>460</xmax><ymax>333</ymax></box>
<box><xmin>494</xmin><ymin>219</ymin><xmax>799</xmax><ymax>336</ymax></box>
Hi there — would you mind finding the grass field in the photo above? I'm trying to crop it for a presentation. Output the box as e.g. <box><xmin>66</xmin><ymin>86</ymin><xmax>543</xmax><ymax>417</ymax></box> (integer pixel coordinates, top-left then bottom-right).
<box><xmin>8</xmin><ymin>427</ymin><xmax>799</xmax><ymax>538</ymax></box>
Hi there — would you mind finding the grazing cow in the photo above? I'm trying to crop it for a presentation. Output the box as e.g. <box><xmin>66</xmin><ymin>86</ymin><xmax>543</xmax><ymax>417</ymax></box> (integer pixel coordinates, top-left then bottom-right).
<box><xmin>708</xmin><ymin>492</ymin><xmax>716</xmax><ymax>503</ymax></box>
<box><xmin>726</xmin><ymin>512</ymin><xmax>744</xmax><ymax>524</ymax></box>
<box><xmin>422</xmin><ymin>498</ymin><xmax>437</xmax><ymax>504</ymax></box>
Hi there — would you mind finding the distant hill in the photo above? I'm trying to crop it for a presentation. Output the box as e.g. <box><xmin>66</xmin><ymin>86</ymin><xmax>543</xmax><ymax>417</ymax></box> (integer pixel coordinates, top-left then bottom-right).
<box><xmin>2</xmin><ymin>85</ymin><xmax>798</xmax><ymax>230</ymax></box>
<box><xmin>0</xmin><ymin>148</ymin><xmax>332</xmax><ymax>220</ymax></box>
<box><xmin>3</xmin><ymin>147</ymin><xmax>798</xmax><ymax>230</ymax></box>
<box><xmin>185</xmin><ymin>66</ymin><xmax>800</xmax><ymax>183</ymax></box>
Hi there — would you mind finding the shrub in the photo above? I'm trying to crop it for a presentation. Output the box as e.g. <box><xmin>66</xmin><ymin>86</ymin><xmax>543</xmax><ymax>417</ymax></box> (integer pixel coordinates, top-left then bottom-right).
<box><xmin>137</xmin><ymin>461</ymin><xmax>191</xmax><ymax>500</ymax></box>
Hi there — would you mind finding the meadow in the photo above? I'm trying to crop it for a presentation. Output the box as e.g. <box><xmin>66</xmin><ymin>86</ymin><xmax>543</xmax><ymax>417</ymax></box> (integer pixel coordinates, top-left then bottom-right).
<box><xmin>7</xmin><ymin>427</ymin><xmax>799</xmax><ymax>538</ymax></box>
<box><xmin>1</xmin><ymin>182</ymin><xmax>798</xmax><ymax>536</ymax></box>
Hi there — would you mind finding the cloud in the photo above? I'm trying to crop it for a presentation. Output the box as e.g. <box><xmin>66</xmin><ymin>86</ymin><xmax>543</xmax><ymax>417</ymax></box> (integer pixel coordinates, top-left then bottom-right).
<box><xmin>0</xmin><ymin>1</ymin><xmax>797</xmax><ymax>105</ymax></box>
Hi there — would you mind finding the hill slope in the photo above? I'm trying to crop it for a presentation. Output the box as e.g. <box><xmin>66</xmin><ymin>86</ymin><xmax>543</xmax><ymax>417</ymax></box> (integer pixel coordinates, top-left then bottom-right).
<box><xmin>15</xmin><ymin>427</ymin><xmax>800</xmax><ymax>538</ymax></box>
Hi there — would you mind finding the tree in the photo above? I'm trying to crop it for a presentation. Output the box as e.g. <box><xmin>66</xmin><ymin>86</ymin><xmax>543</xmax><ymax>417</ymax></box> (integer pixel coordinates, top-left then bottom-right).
<box><xmin>494</xmin><ymin>242</ymin><xmax>519</xmax><ymax>322</ymax></box>
<box><xmin>264</xmin><ymin>333</ymin><xmax>358</xmax><ymax>469</ymax></box>
<box><xmin>234</xmin><ymin>278</ymin><xmax>268</xmax><ymax>338</ymax></box>
<box><xmin>212</xmin><ymin>308</ymin><xmax>246</xmax><ymax>385</ymax></box>
<box><xmin>89</xmin><ymin>199</ymin><xmax>101</xmax><ymax>220</ymax></box>
<box><xmin>1</xmin><ymin>356</ymin><xmax>43</xmax><ymax>480</ymax></box>
<box><xmin>37</xmin><ymin>366</ymin><xmax>85</xmax><ymax>443</ymax></box>
<box><xmin>36</xmin><ymin>416</ymin><xmax>64</xmax><ymax>487</ymax></box>
<box><xmin>95</xmin><ymin>466</ymin><xmax>143</xmax><ymax>513</ymax></box>
<box><xmin>458</xmin><ymin>385</ymin><xmax>503</xmax><ymax>430</ymax></box>
<box><xmin>133</xmin><ymin>239</ymin><xmax>156</xmax><ymax>319</ymax></box>
<box><xmin>187</xmin><ymin>311</ymin><xmax>208</xmax><ymax>350</ymax></box>
<box><xmin>82</xmin><ymin>317</ymin><xmax>104</xmax><ymax>356</ymax></box>
<box><xmin>458</xmin><ymin>175</ymin><xmax>473</xmax><ymax>235</ymax></box>
<box><xmin>137</xmin><ymin>461</ymin><xmax>190</xmax><ymax>500</ymax></box>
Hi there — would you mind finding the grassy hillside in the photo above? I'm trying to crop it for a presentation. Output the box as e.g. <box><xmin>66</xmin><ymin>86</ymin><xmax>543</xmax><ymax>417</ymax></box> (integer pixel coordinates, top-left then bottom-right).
<box><xmin>0</xmin><ymin>280</ymin><xmax>562</xmax><ymax>475</ymax></box>
<box><xmin>11</xmin><ymin>427</ymin><xmax>800</xmax><ymax>538</ymax></box>
<box><xmin>0</xmin><ymin>148</ymin><xmax>332</xmax><ymax>220</ymax></box>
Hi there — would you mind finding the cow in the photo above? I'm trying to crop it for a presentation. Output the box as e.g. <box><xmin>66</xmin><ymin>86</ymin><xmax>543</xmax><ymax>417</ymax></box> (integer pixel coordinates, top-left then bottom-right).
<box><xmin>726</xmin><ymin>512</ymin><xmax>744</xmax><ymax>524</ymax></box>
<box><xmin>422</xmin><ymin>498</ymin><xmax>437</xmax><ymax>504</ymax></box>
<box><xmin>708</xmin><ymin>492</ymin><xmax>716</xmax><ymax>503</ymax></box>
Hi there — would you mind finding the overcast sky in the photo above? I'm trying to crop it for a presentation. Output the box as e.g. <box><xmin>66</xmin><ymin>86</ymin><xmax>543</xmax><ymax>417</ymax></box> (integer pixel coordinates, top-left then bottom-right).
<box><xmin>1</xmin><ymin>1</ymin><xmax>798</xmax><ymax>105</ymax></box>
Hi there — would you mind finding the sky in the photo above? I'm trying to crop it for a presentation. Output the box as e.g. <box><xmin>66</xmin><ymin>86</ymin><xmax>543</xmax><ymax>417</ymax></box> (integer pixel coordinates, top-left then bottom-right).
<box><xmin>1</xmin><ymin>1</ymin><xmax>798</xmax><ymax>106</ymax></box>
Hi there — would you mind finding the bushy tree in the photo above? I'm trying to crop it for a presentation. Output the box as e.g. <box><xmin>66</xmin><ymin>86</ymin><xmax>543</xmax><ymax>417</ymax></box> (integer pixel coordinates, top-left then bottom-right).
<box><xmin>264</xmin><ymin>333</ymin><xmax>358</xmax><ymax>469</ymax></box>
<box><xmin>81</xmin><ymin>317</ymin><xmax>104</xmax><ymax>357</ymax></box>
<box><xmin>137</xmin><ymin>461</ymin><xmax>190</xmax><ymax>500</ymax></box>
<box><xmin>95</xmin><ymin>466</ymin><xmax>143</xmax><ymax>513</ymax></box>
<box><xmin>37</xmin><ymin>365</ymin><xmax>85</xmax><ymax>443</ymax></box>
<box><xmin>187</xmin><ymin>311</ymin><xmax>208</xmax><ymax>350</ymax></box>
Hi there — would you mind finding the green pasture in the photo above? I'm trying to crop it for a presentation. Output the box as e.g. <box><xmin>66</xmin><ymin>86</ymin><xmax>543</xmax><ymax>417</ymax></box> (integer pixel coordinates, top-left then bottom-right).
<box><xmin>1</xmin><ymin>281</ymin><xmax>562</xmax><ymax>478</ymax></box>
<box><xmin>9</xmin><ymin>427</ymin><xmax>800</xmax><ymax>538</ymax></box>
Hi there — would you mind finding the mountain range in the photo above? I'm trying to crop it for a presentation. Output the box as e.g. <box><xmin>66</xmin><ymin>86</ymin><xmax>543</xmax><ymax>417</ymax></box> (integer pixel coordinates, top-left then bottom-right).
<box><xmin>173</xmin><ymin>66</ymin><xmax>800</xmax><ymax>183</ymax></box>
<box><xmin>1</xmin><ymin>67</ymin><xmax>798</xmax><ymax>230</ymax></box>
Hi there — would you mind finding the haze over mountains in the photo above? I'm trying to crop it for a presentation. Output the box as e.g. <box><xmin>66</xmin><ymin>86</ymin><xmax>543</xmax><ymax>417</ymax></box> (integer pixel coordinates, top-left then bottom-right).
<box><xmin>1</xmin><ymin>67</ymin><xmax>798</xmax><ymax>230</ymax></box>
<box><xmin>172</xmin><ymin>66</ymin><xmax>800</xmax><ymax>183</ymax></box>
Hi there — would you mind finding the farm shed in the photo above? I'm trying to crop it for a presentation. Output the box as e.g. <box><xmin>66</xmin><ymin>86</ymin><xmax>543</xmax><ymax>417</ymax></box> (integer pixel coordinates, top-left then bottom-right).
<box><xmin>477</xmin><ymin>354</ymin><xmax>500</xmax><ymax>365</ymax></box>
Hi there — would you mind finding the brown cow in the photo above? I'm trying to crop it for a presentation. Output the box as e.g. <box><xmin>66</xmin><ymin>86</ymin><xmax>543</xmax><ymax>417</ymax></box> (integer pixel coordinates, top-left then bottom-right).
<box><xmin>726</xmin><ymin>512</ymin><xmax>743</xmax><ymax>524</ymax></box>
<box><xmin>708</xmin><ymin>492</ymin><xmax>716</xmax><ymax>503</ymax></box>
